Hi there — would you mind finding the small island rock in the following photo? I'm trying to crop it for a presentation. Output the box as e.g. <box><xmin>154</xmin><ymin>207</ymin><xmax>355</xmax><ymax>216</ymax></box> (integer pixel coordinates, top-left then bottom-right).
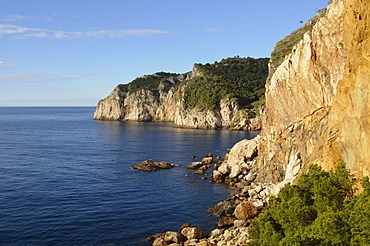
<box><xmin>132</xmin><ymin>160</ymin><xmax>174</xmax><ymax>172</ymax></box>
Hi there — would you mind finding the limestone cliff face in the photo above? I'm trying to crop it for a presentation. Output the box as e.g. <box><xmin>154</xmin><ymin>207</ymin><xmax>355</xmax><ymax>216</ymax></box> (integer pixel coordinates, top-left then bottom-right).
<box><xmin>247</xmin><ymin>0</ymin><xmax>370</xmax><ymax>184</ymax></box>
<box><xmin>173</xmin><ymin>96</ymin><xmax>261</xmax><ymax>130</ymax></box>
<box><xmin>321</xmin><ymin>0</ymin><xmax>370</xmax><ymax>177</ymax></box>
<box><xmin>93</xmin><ymin>86</ymin><xmax>126</xmax><ymax>121</ymax></box>
<box><xmin>94</xmin><ymin>73</ymin><xmax>186</xmax><ymax>122</ymax></box>
<box><xmin>254</xmin><ymin>0</ymin><xmax>346</xmax><ymax>182</ymax></box>
<box><xmin>94</xmin><ymin>68</ymin><xmax>260</xmax><ymax>130</ymax></box>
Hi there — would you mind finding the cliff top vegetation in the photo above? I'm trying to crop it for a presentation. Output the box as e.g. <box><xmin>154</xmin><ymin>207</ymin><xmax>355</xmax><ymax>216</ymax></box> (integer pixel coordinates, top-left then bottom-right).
<box><xmin>270</xmin><ymin>8</ymin><xmax>327</xmax><ymax>71</ymax></box>
<box><xmin>184</xmin><ymin>56</ymin><xmax>269</xmax><ymax>112</ymax></box>
<box><xmin>119</xmin><ymin>72</ymin><xmax>184</xmax><ymax>93</ymax></box>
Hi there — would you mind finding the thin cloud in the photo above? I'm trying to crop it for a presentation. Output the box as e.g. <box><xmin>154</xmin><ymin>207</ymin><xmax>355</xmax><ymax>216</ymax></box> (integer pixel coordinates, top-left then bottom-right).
<box><xmin>0</xmin><ymin>24</ymin><xmax>171</xmax><ymax>39</ymax></box>
<box><xmin>0</xmin><ymin>14</ymin><xmax>32</xmax><ymax>22</ymax></box>
<box><xmin>0</xmin><ymin>60</ymin><xmax>21</xmax><ymax>66</ymax></box>
<box><xmin>0</xmin><ymin>73</ymin><xmax>86</xmax><ymax>83</ymax></box>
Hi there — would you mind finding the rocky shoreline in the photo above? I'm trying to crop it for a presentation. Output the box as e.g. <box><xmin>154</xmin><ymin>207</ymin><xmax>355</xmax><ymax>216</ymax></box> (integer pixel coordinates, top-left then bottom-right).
<box><xmin>144</xmin><ymin>136</ymin><xmax>301</xmax><ymax>246</ymax></box>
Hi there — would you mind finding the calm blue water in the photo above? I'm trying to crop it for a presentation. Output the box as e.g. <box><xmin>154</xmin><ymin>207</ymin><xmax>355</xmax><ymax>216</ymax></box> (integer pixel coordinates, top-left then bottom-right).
<box><xmin>0</xmin><ymin>107</ymin><xmax>258</xmax><ymax>246</ymax></box>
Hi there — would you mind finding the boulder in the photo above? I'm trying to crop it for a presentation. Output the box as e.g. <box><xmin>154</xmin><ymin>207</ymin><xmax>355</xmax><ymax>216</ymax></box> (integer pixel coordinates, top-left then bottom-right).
<box><xmin>234</xmin><ymin>201</ymin><xmax>258</xmax><ymax>220</ymax></box>
<box><xmin>195</xmin><ymin>241</ymin><xmax>211</xmax><ymax>246</ymax></box>
<box><xmin>181</xmin><ymin>227</ymin><xmax>204</xmax><ymax>240</ymax></box>
<box><xmin>164</xmin><ymin>231</ymin><xmax>181</xmax><ymax>244</ymax></box>
<box><xmin>205</xmin><ymin>153</ymin><xmax>213</xmax><ymax>158</ymax></box>
<box><xmin>218</xmin><ymin>216</ymin><xmax>234</xmax><ymax>228</ymax></box>
<box><xmin>245</xmin><ymin>172</ymin><xmax>256</xmax><ymax>182</ymax></box>
<box><xmin>201</xmin><ymin>157</ymin><xmax>213</xmax><ymax>165</ymax></box>
<box><xmin>184</xmin><ymin>239</ymin><xmax>199</xmax><ymax>246</ymax></box>
<box><xmin>181</xmin><ymin>223</ymin><xmax>192</xmax><ymax>229</ymax></box>
<box><xmin>229</xmin><ymin>165</ymin><xmax>241</xmax><ymax>179</ymax></box>
<box><xmin>208</xmin><ymin>200</ymin><xmax>235</xmax><ymax>217</ymax></box>
<box><xmin>153</xmin><ymin>237</ymin><xmax>167</xmax><ymax>246</ymax></box>
<box><xmin>212</xmin><ymin>170</ymin><xmax>223</xmax><ymax>183</ymax></box>
<box><xmin>253</xmin><ymin>200</ymin><xmax>264</xmax><ymax>210</ymax></box>
<box><xmin>154</xmin><ymin>161</ymin><xmax>175</xmax><ymax>170</ymax></box>
<box><xmin>208</xmin><ymin>229</ymin><xmax>223</xmax><ymax>238</ymax></box>
<box><xmin>132</xmin><ymin>160</ymin><xmax>174</xmax><ymax>171</ymax></box>
<box><xmin>187</xmin><ymin>162</ymin><xmax>203</xmax><ymax>169</ymax></box>
<box><xmin>226</xmin><ymin>137</ymin><xmax>259</xmax><ymax>168</ymax></box>
<box><xmin>218</xmin><ymin>163</ymin><xmax>230</xmax><ymax>175</ymax></box>
<box><xmin>194</xmin><ymin>169</ymin><xmax>204</xmax><ymax>174</ymax></box>
<box><xmin>132</xmin><ymin>160</ymin><xmax>157</xmax><ymax>171</ymax></box>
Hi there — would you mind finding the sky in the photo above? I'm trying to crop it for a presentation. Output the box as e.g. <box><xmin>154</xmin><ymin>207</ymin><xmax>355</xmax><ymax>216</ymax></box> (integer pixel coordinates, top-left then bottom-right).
<box><xmin>0</xmin><ymin>0</ymin><xmax>329</xmax><ymax>106</ymax></box>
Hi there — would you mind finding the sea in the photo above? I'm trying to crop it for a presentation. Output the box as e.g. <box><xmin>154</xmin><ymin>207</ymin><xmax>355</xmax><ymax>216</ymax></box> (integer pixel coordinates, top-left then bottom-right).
<box><xmin>0</xmin><ymin>107</ymin><xmax>258</xmax><ymax>246</ymax></box>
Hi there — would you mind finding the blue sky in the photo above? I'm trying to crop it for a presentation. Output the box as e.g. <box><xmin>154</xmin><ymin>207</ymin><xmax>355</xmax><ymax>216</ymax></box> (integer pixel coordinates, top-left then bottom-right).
<box><xmin>0</xmin><ymin>0</ymin><xmax>328</xmax><ymax>106</ymax></box>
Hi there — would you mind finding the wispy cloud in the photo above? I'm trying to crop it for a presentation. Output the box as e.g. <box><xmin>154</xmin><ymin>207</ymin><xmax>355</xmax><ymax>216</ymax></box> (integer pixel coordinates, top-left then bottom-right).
<box><xmin>0</xmin><ymin>73</ymin><xmax>86</xmax><ymax>83</ymax></box>
<box><xmin>0</xmin><ymin>60</ymin><xmax>21</xmax><ymax>66</ymax></box>
<box><xmin>0</xmin><ymin>14</ymin><xmax>33</xmax><ymax>22</ymax></box>
<box><xmin>0</xmin><ymin>24</ymin><xmax>171</xmax><ymax>39</ymax></box>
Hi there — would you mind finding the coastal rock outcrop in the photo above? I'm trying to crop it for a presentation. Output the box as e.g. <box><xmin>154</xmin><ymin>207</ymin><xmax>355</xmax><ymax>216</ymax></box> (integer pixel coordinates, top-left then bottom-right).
<box><xmin>94</xmin><ymin>73</ymin><xmax>186</xmax><ymax>122</ymax></box>
<box><xmin>151</xmin><ymin>0</ymin><xmax>370</xmax><ymax>245</ymax></box>
<box><xmin>221</xmin><ymin>0</ymin><xmax>370</xmax><ymax>191</ymax></box>
<box><xmin>94</xmin><ymin>57</ymin><xmax>268</xmax><ymax>130</ymax></box>
<box><xmin>132</xmin><ymin>160</ymin><xmax>174</xmax><ymax>171</ymax></box>
<box><xmin>321</xmin><ymin>0</ymin><xmax>370</xmax><ymax>177</ymax></box>
<box><xmin>254</xmin><ymin>0</ymin><xmax>347</xmax><ymax>183</ymax></box>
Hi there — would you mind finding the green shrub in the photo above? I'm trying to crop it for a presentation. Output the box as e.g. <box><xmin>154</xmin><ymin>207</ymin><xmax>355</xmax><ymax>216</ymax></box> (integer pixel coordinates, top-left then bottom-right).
<box><xmin>270</xmin><ymin>8</ymin><xmax>327</xmax><ymax>71</ymax></box>
<box><xmin>247</xmin><ymin>162</ymin><xmax>370</xmax><ymax>245</ymax></box>
<box><xmin>120</xmin><ymin>72</ymin><xmax>182</xmax><ymax>93</ymax></box>
<box><xmin>184</xmin><ymin>57</ymin><xmax>269</xmax><ymax>112</ymax></box>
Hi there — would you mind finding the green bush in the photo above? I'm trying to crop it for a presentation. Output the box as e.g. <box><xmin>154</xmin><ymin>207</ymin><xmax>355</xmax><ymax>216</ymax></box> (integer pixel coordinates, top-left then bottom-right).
<box><xmin>247</xmin><ymin>162</ymin><xmax>370</xmax><ymax>245</ymax></box>
<box><xmin>120</xmin><ymin>72</ymin><xmax>182</xmax><ymax>93</ymax></box>
<box><xmin>270</xmin><ymin>8</ymin><xmax>327</xmax><ymax>71</ymax></box>
<box><xmin>184</xmin><ymin>57</ymin><xmax>269</xmax><ymax>112</ymax></box>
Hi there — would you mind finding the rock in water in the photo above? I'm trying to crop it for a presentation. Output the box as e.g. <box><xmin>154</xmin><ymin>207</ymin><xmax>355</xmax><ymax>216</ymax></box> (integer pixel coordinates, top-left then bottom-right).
<box><xmin>186</xmin><ymin>162</ymin><xmax>203</xmax><ymax>169</ymax></box>
<box><xmin>201</xmin><ymin>156</ymin><xmax>213</xmax><ymax>165</ymax></box>
<box><xmin>132</xmin><ymin>160</ymin><xmax>174</xmax><ymax>171</ymax></box>
<box><xmin>154</xmin><ymin>161</ymin><xmax>174</xmax><ymax>170</ymax></box>
<box><xmin>208</xmin><ymin>201</ymin><xmax>235</xmax><ymax>217</ymax></box>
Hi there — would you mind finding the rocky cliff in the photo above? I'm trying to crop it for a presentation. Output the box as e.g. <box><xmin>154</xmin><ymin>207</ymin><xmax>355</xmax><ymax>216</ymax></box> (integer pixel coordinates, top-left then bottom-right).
<box><xmin>233</xmin><ymin>0</ymin><xmax>369</xmax><ymax>185</ymax></box>
<box><xmin>94</xmin><ymin>57</ymin><xmax>268</xmax><ymax>130</ymax></box>
<box><xmin>254</xmin><ymin>0</ymin><xmax>346</xmax><ymax>183</ymax></box>
<box><xmin>149</xmin><ymin>1</ymin><xmax>370</xmax><ymax>244</ymax></box>
<box><xmin>94</xmin><ymin>72</ymin><xmax>186</xmax><ymax>122</ymax></box>
<box><xmin>321</xmin><ymin>0</ymin><xmax>370</xmax><ymax>177</ymax></box>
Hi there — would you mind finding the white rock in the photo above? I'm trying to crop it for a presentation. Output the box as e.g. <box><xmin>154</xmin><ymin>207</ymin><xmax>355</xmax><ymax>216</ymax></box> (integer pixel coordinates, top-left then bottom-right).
<box><xmin>218</xmin><ymin>163</ymin><xmax>230</xmax><ymax>175</ymax></box>
<box><xmin>181</xmin><ymin>227</ymin><xmax>204</xmax><ymax>240</ymax></box>
<box><xmin>245</xmin><ymin>172</ymin><xmax>256</xmax><ymax>182</ymax></box>
<box><xmin>209</xmin><ymin>228</ymin><xmax>223</xmax><ymax>238</ymax></box>
<box><xmin>254</xmin><ymin>185</ymin><xmax>262</xmax><ymax>194</ymax></box>
<box><xmin>229</xmin><ymin>165</ymin><xmax>241</xmax><ymax>179</ymax></box>
<box><xmin>213</xmin><ymin>170</ymin><xmax>223</xmax><ymax>180</ymax></box>
<box><xmin>285</xmin><ymin>152</ymin><xmax>302</xmax><ymax>181</ymax></box>
<box><xmin>253</xmin><ymin>200</ymin><xmax>264</xmax><ymax>210</ymax></box>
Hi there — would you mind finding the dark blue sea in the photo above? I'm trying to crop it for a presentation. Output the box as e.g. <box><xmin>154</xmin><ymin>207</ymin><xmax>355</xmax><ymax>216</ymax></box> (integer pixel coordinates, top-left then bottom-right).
<box><xmin>0</xmin><ymin>107</ymin><xmax>258</xmax><ymax>246</ymax></box>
